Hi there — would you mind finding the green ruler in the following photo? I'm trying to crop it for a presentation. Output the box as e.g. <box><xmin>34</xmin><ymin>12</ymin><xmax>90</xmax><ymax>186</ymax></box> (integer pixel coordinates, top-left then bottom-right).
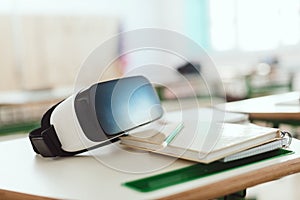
<box><xmin>123</xmin><ymin>149</ymin><xmax>293</xmax><ymax>192</ymax></box>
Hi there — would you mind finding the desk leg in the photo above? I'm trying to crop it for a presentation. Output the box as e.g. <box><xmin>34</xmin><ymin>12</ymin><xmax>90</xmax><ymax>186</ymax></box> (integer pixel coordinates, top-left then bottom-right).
<box><xmin>217</xmin><ymin>189</ymin><xmax>254</xmax><ymax>200</ymax></box>
<box><xmin>272</xmin><ymin>122</ymin><xmax>280</xmax><ymax>128</ymax></box>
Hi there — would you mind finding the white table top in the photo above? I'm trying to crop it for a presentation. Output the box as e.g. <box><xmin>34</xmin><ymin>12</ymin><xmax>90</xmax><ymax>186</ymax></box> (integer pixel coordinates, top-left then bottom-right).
<box><xmin>217</xmin><ymin>92</ymin><xmax>300</xmax><ymax>121</ymax></box>
<box><xmin>1</xmin><ymin>137</ymin><xmax>300</xmax><ymax>199</ymax></box>
<box><xmin>222</xmin><ymin>92</ymin><xmax>300</xmax><ymax>114</ymax></box>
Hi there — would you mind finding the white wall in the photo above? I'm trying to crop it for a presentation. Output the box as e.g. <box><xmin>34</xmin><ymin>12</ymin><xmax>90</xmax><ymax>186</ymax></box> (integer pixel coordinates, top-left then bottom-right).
<box><xmin>0</xmin><ymin>0</ymin><xmax>192</xmax><ymax>90</ymax></box>
<box><xmin>1</xmin><ymin>0</ymin><xmax>186</xmax><ymax>32</ymax></box>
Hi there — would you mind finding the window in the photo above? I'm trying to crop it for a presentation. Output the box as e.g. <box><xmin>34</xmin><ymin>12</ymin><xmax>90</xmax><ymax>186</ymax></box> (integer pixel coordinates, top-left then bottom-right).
<box><xmin>209</xmin><ymin>0</ymin><xmax>300</xmax><ymax>51</ymax></box>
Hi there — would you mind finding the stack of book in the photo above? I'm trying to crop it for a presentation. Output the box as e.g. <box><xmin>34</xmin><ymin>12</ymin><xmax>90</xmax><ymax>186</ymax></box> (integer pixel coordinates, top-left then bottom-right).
<box><xmin>120</xmin><ymin>121</ymin><xmax>291</xmax><ymax>163</ymax></box>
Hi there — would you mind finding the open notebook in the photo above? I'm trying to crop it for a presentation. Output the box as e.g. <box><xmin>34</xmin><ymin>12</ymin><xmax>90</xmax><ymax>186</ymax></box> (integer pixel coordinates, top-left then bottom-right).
<box><xmin>120</xmin><ymin>122</ymin><xmax>290</xmax><ymax>164</ymax></box>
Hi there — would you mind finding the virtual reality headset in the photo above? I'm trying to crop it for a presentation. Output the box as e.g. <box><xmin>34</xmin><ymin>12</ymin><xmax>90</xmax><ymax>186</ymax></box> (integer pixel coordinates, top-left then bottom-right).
<box><xmin>29</xmin><ymin>76</ymin><xmax>163</xmax><ymax>157</ymax></box>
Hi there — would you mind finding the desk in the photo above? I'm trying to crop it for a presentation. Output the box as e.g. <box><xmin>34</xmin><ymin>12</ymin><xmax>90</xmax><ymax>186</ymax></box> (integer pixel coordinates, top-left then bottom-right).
<box><xmin>0</xmin><ymin>88</ymin><xmax>70</xmax><ymax>134</ymax></box>
<box><xmin>1</xmin><ymin>138</ymin><xmax>300</xmax><ymax>200</ymax></box>
<box><xmin>219</xmin><ymin>92</ymin><xmax>300</xmax><ymax>127</ymax></box>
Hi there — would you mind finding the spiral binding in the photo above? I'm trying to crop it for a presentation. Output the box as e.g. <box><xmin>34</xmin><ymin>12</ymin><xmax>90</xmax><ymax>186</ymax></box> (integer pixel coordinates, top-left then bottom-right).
<box><xmin>280</xmin><ymin>131</ymin><xmax>292</xmax><ymax>147</ymax></box>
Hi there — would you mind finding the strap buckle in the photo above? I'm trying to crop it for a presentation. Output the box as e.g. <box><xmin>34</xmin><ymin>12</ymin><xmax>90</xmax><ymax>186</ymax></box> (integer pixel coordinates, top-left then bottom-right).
<box><xmin>29</xmin><ymin>126</ymin><xmax>57</xmax><ymax>157</ymax></box>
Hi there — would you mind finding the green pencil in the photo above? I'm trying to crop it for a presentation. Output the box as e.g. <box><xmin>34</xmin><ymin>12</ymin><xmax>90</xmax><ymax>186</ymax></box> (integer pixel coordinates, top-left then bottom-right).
<box><xmin>162</xmin><ymin>122</ymin><xmax>184</xmax><ymax>147</ymax></box>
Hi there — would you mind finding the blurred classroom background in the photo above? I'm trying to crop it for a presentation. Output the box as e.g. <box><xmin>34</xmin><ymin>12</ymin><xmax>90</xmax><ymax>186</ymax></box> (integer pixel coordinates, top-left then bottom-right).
<box><xmin>1</xmin><ymin>0</ymin><xmax>300</xmax><ymax>199</ymax></box>
<box><xmin>1</xmin><ymin>1</ymin><xmax>298</xmax><ymax>128</ymax></box>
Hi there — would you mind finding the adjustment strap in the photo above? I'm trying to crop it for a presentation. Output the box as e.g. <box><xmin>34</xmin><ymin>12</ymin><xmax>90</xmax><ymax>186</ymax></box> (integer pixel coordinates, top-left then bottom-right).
<box><xmin>29</xmin><ymin>102</ymin><xmax>86</xmax><ymax>157</ymax></box>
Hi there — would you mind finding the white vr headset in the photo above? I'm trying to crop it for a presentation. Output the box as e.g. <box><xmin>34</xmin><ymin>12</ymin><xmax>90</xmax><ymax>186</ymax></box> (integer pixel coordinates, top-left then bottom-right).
<box><xmin>29</xmin><ymin>76</ymin><xmax>163</xmax><ymax>157</ymax></box>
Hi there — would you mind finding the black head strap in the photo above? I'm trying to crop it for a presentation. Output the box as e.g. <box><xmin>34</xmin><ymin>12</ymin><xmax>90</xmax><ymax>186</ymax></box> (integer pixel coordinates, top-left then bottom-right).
<box><xmin>29</xmin><ymin>102</ymin><xmax>87</xmax><ymax>157</ymax></box>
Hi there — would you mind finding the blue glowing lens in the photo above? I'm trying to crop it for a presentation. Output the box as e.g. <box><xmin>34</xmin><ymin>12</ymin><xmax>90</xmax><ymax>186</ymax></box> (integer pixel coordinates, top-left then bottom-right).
<box><xmin>75</xmin><ymin>76</ymin><xmax>163</xmax><ymax>142</ymax></box>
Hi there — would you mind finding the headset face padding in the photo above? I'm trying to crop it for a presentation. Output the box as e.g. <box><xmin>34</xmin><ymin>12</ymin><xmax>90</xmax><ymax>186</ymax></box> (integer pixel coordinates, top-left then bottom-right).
<box><xmin>74</xmin><ymin>76</ymin><xmax>164</xmax><ymax>142</ymax></box>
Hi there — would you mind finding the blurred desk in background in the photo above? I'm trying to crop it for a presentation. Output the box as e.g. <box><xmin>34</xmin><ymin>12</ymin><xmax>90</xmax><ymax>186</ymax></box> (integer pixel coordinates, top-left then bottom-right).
<box><xmin>222</xmin><ymin>68</ymin><xmax>293</xmax><ymax>101</ymax></box>
<box><xmin>217</xmin><ymin>92</ymin><xmax>300</xmax><ymax>127</ymax></box>
<box><xmin>0</xmin><ymin>88</ymin><xmax>71</xmax><ymax>135</ymax></box>
<box><xmin>244</xmin><ymin>71</ymin><xmax>293</xmax><ymax>98</ymax></box>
